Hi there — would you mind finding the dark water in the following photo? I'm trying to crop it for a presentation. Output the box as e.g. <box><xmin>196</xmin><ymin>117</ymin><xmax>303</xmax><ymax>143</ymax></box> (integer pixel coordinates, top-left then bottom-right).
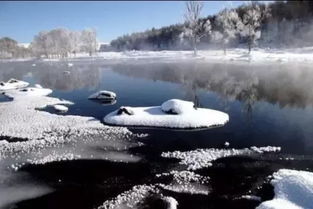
<box><xmin>1</xmin><ymin>60</ymin><xmax>313</xmax><ymax>209</ymax></box>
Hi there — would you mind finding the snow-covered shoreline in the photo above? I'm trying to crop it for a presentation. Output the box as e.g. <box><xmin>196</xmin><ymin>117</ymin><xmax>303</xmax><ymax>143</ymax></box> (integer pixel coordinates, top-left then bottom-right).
<box><xmin>2</xmin><ymin>47</ymin><xmax>313</xmax><ymax>64</ymax></box>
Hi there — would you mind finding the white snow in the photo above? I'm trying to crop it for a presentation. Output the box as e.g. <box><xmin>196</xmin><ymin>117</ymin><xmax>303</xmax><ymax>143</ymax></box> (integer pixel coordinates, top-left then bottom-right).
<box><xmin>0</xmin><ymin>79</ymin><xmax>29</xmax><ymax>91</ymax></box>
<box><xmin>161</xmin><ymin>146</ymin><xmax>281</xmax><ymax>170</ymax></box>
<box><xmin>257</xmin><ymin>169</ymin><xmax>313</xmax><ymax>209</ymax></box>
<box><xmin>98</xmin><ymin>184</ymin><xmax>159</xmax><ymax>209</ymax></box>
<box><xmin>224</xmin><ymin>141</ymin><xmax>230</xmax><ymax>147</ymax></box>
<box><xmin>88</xmin><ymin>90</ymin><xmax>117</xmax><ymax>100</ymax></box>
<box><xmin>6</xmin><ymin>47</ymin><xmax>313</xmax><ymax>64</ymax></box>
<box><xmin>104</xmin><ymin>99</ymin><xmax>229</xmax><ymax>129</ymax></box>
<box><xmin>34</xmin><ymin>84</ymin><xmax>43</xmax><ymax>88</ymax></box>
<box><xmin>161</xmin><ymin>99</ymin><xmax>195</xmax><ymax>114</ymax></box>
<box><xmin>52</xmin><ymin>104</ymin><xmax>69</xmax><ymax>113</ymax></box>
<box><xmin>67</xmin><ymin>63</ymin><xmax>73</xmax><ymax>67</ymax></box>
<box><xmin>3</xmin><ymin>87</ymin><xmax>53</xmax><ymax>98</ymax></box>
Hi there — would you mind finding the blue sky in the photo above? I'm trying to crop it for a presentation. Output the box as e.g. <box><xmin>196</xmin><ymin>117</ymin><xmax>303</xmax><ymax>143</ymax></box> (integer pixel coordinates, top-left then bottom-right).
<box><xmin>0</xmin><ymin>1</ymin><xmax>246</xmax><ymax>43</ymax></box>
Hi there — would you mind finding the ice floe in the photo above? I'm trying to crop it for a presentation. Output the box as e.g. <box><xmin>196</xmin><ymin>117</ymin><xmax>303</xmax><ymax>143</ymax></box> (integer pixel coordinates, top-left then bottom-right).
<box><xmin>157</xmin><ymin>170</ymin><xmax>209</xmax><ymax>195</ymax></box>
<box><xmin>0</xmin><ymin>79</ymin><xmax>29</xmax><ymax>91</ymax></box>
<box><xmin>52</xmin><ymin>104</ymin><xmax>69</xmax><ymax>113</ymax></box>
<box><xmin>257</xmin><ymin>169</ymin><xmax>313</xmax><ymax>209</ymax></box>
<box><xmin>104</xmin><ymin>99</ymin><xmax>229</xmax><ymax>129</ymax></box>
<box><xmin>88</xmin><ymin>90</ymin><xmax>117</xmax><ymax>101</ymax></box>
<box><xmin>161</xmin><ymin>146</ymin><xmax>281</xmax><ymax>170</ymax></box>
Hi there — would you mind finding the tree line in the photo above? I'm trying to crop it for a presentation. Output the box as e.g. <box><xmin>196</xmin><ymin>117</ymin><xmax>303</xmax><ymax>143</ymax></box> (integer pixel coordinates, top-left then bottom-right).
<box><xmin>0</xmin><ymin>28</ymin><xmax>97</xmax><ymax>59</ymax></box>
<box><xmin>110</xmin><ymin>1</ymin><xmax>313</xmax><ymax>53</ymax></box>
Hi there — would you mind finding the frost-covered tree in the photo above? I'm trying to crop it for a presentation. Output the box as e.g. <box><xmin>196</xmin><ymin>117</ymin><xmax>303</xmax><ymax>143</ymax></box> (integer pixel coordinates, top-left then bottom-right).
<box><xmin>0</xmin><ymin>37</ymin><xmax>18</xmax><ymax>58</ymax></box>
<box><xmin>214</xmin><ymin>9</ymin><xmax>243</xmax><ymax>54</ymax></box>
<box><xmin>241</xmin><ymin>2</ymin><xmax>269</xmax><ymax>53</ymax></box>
<box><xmin>81</xmin><ymin>29</ymin><xmax>98</xmax><ymax>56</ymax></box>
<box><xmin>183</xmin><ymin>1</ymin><xmax>211</xmax><ymax>56</ymax></box>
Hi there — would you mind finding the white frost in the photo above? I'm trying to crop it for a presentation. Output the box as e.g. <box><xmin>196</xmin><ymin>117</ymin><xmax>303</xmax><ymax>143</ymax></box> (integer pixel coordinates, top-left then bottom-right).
<box><xmin>104</xmin><ymin>99</ymin><xmax>229</xmax><ymax>129</ymax></box>
<box><xmin>257</xmin><ymin>169</ymin><xmax>313</xmax><ymax>209</ymax></box>
<box><xmin>161</xmin><ymin>146</ymin><xmax>281</xmax><ymax>170</ymax></box>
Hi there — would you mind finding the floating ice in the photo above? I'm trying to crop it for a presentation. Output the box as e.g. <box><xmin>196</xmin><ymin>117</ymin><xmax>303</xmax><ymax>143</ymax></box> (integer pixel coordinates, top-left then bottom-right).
<box><xmin>0</xmin><ymin>79</ymin><xmax>29</xmax><ymax>91</ymax></box>
<box><xmin>257</xmin><ymin>169</ymin><xmax>313</xmax><ymax>209</ymax></box>
<box><xmin>52</xmin><ymin>104</ymin><xmax>69</xmax><ymax>113</ymax></box>
<box><xmin>89</xmin><ymin>90</ymin><xmax>117</xmax><ymax>101</ymax></box>
<box><xmin>104</xmin><ymin>99</ymin><xmax>229</xmax><ymax>129</ymax></box>
<box><xmin>161</xmin><ymin>146</ymin><xmax>281</xmax><ymax>170</ymax></box>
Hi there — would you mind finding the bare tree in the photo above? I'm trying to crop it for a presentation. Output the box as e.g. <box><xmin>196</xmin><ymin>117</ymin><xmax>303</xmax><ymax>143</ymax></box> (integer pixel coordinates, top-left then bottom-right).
<box><xmin>184</xmin><ymin>1</ymin><xmax>211</xmax><ymax>56</ymax></box>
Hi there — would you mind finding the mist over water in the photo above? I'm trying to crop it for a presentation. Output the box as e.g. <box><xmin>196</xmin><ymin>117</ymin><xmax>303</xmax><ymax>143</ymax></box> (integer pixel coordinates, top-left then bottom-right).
<box><xmin>1</xmin><ymin>59</ymin><xmax>313</xmax><ymax>208</ymax></box>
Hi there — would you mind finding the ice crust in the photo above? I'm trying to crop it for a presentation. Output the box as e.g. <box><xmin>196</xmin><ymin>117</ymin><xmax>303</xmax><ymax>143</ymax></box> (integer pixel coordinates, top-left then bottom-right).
<box><xmin>161</xmin><ymin>146</ymin><xmax>281</xmax><ymax>170</ymax></box>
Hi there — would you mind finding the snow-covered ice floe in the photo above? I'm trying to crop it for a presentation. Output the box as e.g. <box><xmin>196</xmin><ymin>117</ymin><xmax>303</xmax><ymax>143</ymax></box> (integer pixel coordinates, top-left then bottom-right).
<box><xmin>88</xmin><ymin>90</ymin><xmax>117</xmax><ymax>101</ymax></box>
<box><xmin>52</xmin><ymin>104</ymin><xmax>69</xmax><ymax>113</ymax></box>
<box><xmin>161</xmin><ymin>146</ymin><xmax>281</xmax><ymax>170</ymax></box>
<box><xmin>104</xmin><ymin>99</ymin><xmax>229</xmax><ymax>129</ymax></box>
<box><xmin>0</xmin><ymin>79</ymin><xmax>29</xmax><ymax>91</ymax></box>
<box><xmin>257</xmin><ymin>169</ymin><xmax>313</xmax><ymax>209</ymax></box>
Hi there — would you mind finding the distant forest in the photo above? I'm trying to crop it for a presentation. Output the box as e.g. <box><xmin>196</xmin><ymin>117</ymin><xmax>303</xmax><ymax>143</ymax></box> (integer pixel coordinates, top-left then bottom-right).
<box><xmin>107</xmin><ymin>1</ymin><xmax>313</xmax><ymax>51</ymax></box>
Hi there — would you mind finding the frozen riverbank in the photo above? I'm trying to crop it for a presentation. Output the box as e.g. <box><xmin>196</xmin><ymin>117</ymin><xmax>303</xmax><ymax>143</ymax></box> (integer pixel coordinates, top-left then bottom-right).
<box><xmin>3</xmin><ymin>47</ymin><xmax>313</xmax><ymax>64</ymax></box>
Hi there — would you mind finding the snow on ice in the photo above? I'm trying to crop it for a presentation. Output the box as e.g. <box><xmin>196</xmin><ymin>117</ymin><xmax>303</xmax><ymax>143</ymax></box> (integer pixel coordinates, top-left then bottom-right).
<box><xmin>104</xmin><ymin>99</ymin><xmax>229</xmax><ymax>129</ymax></box>
<box><xmin>161</xmin><ymin>146</ymin><xmax>281</xmax><ymax>170</ymax></box>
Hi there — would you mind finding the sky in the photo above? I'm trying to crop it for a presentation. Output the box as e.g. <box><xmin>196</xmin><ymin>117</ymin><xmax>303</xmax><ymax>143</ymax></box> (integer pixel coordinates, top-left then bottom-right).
<box><xmin>0</xmin><ymin>1</ymin><xmax>247</xmax><ymax>43</ymax></box>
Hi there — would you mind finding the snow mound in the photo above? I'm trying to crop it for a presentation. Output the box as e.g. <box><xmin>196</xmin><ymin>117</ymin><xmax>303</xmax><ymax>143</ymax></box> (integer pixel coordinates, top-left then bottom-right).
<box><xmin>257</xmin><ymin>169</ymin><xmax>313</xmax><ymax>209</ymax></box>
<box><xmin>0</xmin><ymin>79</ymin><xmax>29</xmax><ymax>91</ymax></box>
<box><xmin>88</xmin><ymin>90</ymin><xmax>117</xmax><ymax>100</ymax></box>
<box><xmin>161</xmin><ymin>99</ymin><xmax>194</xmax><ymax>114</ymax></box>
<box><xmin>161</xmin><ymin>146</ymin><xmax>281</xmax><ymax>170</ymax></box>
<box><xmin>104</xmin><ymin>99</ymin><xmax>229</xmax><ymax>129</ymax></box>
<box><xmin>53</xmin><ymin>104</ymin><xmax>69</xmax><ymax>113</ymax></box>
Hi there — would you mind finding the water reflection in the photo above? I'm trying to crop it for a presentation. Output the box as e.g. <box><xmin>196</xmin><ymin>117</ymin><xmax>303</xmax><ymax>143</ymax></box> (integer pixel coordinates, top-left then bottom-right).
<box><xmin>111</xmin><ymin>62</ymin><xmax>313</xmax><ymax>109</ymax></box>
